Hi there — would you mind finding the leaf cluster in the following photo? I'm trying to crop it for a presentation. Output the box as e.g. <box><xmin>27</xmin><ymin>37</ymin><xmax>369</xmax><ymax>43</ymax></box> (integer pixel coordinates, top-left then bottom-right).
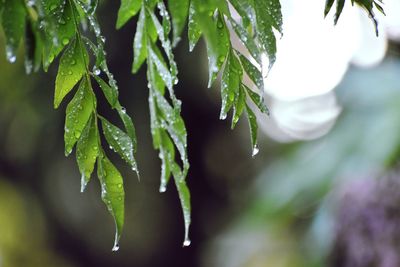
<box><xmin>0</xmin><ymin>0</ymin><xmax>385</xmax><ymax>250</ymax></box>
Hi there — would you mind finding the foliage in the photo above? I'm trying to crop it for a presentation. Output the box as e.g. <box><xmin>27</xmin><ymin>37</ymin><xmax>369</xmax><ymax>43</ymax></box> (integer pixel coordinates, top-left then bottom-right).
<box><xmin>0</xmin><ymin>0</ymin><xmax>384</xmax><ymax>250</ymax></box>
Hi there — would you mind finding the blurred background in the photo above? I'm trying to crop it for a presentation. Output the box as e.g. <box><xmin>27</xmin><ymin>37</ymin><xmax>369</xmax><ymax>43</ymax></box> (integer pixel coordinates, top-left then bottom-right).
<box><xmin>2</xmin><ymin>0</ymin><xmax>400</xmax><ymax>266</ymax></box>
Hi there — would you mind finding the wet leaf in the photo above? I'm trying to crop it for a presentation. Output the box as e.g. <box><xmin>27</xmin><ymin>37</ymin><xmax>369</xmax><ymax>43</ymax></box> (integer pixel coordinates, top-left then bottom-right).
<box><xmin>97</xmin><ymin>153</ymin><xmax>125</xmax><ymax>251</ymax></box>
<box><xmin>132</xmin><ymin>6</ymin><xmax>147</xmax><ymax>73</ymax></box>
<box><xmin>54</xmin><ymin>37</ymin><xmax>88</xmax><ymax>108</ymax></box>
<box><xmin>232</xmin><ymin>83</ymin><xmax>246</xmax><ymax>129</ymax></box>
<box><xmin>100</xmin><ymin>116</ymin><xmax>138</xmax><ymax>173</ymax></box>
<box><xmin>93</xmin><ymin>75</ymin><xmax>118</xmax><ymax>108</ymax></box>
<box><xmin>42</xmin><ymin>0</ymin><xmax>77</xmax><ymax>70</ymax></box>
<box><xmin>1</xmin><ymin>0</ymin><xmax>26</xmax><ymax>63</ymax></box>
<box><xmin>245</xmin><ymin>104</ymin><xmax>259</xmax><ymax>157</ymax></box>
<box><xmin>243</xmin><ymin>83</ymin><xmax>269</xmax><ymax>114</ymax></box>
<box><xmin>116</xmin><ymin>105</ymin><xmax>137</xmax><ymax>153</ymax></box>
<box><xmin>76</xmin><ymin>114</ymin><xmax>99</xmax><ymax>192</ymax></box>
<box><xmin>220</xmin><ymin>51</ymin><xmax>242</xmax><ymax>120</ymax></box>
<box><xmin>64</xmin><ymin>78</ymin><xmax>95</xmax><ymax>156</ymax></box>
<box><xmin>171</xmin><ymin>163</ymin><xmax>191</xmax><ymax>247</ymax></box>
<box><xmin>238</xmin><ymin>53</ymin><xmax>264</xmax><ymax>90</ymax></box>
<box><xmin>253</xmin><ymin>0</ymin><xmax>282</xmax><ymax>69</ymax></box>
<box><xmin>168</xmin><ymin>0</ymin><xmax>189</xmax><ymax>46</ymax></box>
<box><xmin>116</xmin><ymin>0</ymin><xmax>141</xmax><ymax>29</ymax></box>
<box><xmin>187</xmin><ymin>1</ymin><xmax>202</xmax><ymax>52</ymax></box>
<box><xmin>206</xmin><ymin>12</ymin><xmax>230</xmax><ymax>88</ymax></box>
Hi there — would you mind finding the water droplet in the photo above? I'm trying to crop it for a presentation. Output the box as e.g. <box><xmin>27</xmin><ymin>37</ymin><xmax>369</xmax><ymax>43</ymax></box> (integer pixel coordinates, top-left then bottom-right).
<box><xmin>159</xmin><ymin>184</ymin><xmax>167</xmax><ymax>193</ymax></box>
<box><xmin>252</xmin><ymin>146</ymin><xmax>259</xmax><ymax>157</ymax></box>
<box><xmin>93</xmin><ymin>66</ymin><xmax>101</xmax><ymax>75</ymax></box>
<box><xmin>74</xmin><ymin>130</ymin><xmax>81</xmax><ymax>138</ymax></box>
<box><xmin>112</xmin><ymin>243</ymin><xmax>119</xmax><ymax>252</ymax></box>
<box><xmin>81</xmin><ymin>174</ymin><xmax>88</xmax><ymax>193</ymax></box>
<box><xmin>62</xmin><ymin>38</ymin><xmax>69</xmax><ymax>45</ymax></box>
<box><xmin>183</xmin><ymin>239</ymin><xmax>191</xmax><ymax>247</ymax></box>
<box><xmin>6</xmin><ymin>46</ymin><xmax>16</xmax><ymax>63</ymax></box>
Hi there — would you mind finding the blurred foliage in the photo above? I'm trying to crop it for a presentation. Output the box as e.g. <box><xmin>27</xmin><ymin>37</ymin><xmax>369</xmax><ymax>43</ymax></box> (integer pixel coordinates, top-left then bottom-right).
<box><xmin>204</xmin><ymin>57</ymin><xmax>400</xmax><ymax>267</ymax></box>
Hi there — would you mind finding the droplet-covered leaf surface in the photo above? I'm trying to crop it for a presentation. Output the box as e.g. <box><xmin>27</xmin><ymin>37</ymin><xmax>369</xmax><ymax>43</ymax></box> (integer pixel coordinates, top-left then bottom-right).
<box><xmin>100</xmin><ymin>116</ymin><xmax>138</xmax><ymax>173</ymax></box>
<box><xmin>76</xmin><ymin>114</ymin><xmax>99</xmax><ymax>192</ymax></box>
<box><xmin>1</xmin><ymin>0</ymin><xmax>26</xmax><ymax>63</ymax></box>
<box><xmin>54</xmin><ymin>37</ymin><xmax>88</xmax><ymax>108</ymax></box>
<box><xmin>97</xmin><ymin>153</ymin><xmax>125</xmax><ymax>251</ymax></box>
<box><xmin>116</xmin><ymin>0</ymin><xmax>141</xmax><ymax>29</ymax></box>
<box><xmin>64</xmin><ymin>78</ymin><xmax>95</xmax><ymax>155</ymax></box>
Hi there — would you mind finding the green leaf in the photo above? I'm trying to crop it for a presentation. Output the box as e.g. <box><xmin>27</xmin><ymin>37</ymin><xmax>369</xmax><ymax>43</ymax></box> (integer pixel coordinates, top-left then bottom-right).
<box><xmin>324</xmin><ymin>0</ymin><xmax>335</xmax><ymax>17</ymax></box>
<box><xmin>228</xmin><ymin>0</ymin><xmax>255</xmax><ymax>28</ymax></box>
<box><xmin>64</xmin><ymin>78</ymin><xmax>95</xmax><ymax>155</ymax></box>
<box><xmin>206</xmin><ymin>12</ymin><xmax>230</xmax><ymax>88</ymax></box>
<box><xmin>24</xmin><ymin>20</ymin><xmax>41</xmax><ymax>74</ymax></box>
<box><xmin>238</xmin><ymin>53</ymin><xmax>264</xmax><ymax>90</ymax></box>
<box><xmin>220</xmin><ymin>51</ymin><xmax>242</xmax><ymax>120</ymax></box>
<box><xmin>229</xmin><ymin>18</ymin><xmax>260</xmax><ymax>62</ymax></box>
<box><xmin>168</xmin><ymin>0</ymin><xmax>189</xmax><ymax>46</ymax></box>
<box><xmin>148</xmin><ymin>45</ymin><xmax>174</xmax><ymax>93</ymax></box>
<box><xmin>254</xmin><ymin>0</ymin><xmax>281</xmax><ymax>69</ymax></box>
<box><xmin>245</xmin><ymin>104</ymin><xmax>259</xmax><ymax>157</ymax></box>
<box><xmin>153</xmin><ymin>89</ymin><xmax>188</xmax><ymax>170</ymax></box>
<box><xmin>54</xmin><ymin>37</ymin><xmax>88</xmax><ymax>108</ymax></box>
<box><xmin>76</xmin><ymin>114</ymin><xmax>99</xmax><ymax>192</ymax></box>
<box><xmin>42</xmin><ymin>0</ymin><xmax>77</xmax><ymax>70</ymax></box>
<box><xmin>100</xmin><ymin>116</ymin><xmax>138</xmax><ymax>173</ymax></box>
<box><xmin>116</xmin><ymin>105</ymin><xmax>137</xmax><ymax>153</ymax></box>
<box><xmin>116</xmin><ymin>0</ymin><xmax>141</xmax><ymax>29</ymax></box>
<box><xmin>152</xmin><ymin>2</ymin><xmax>178</xmax><ymax>85</ymax></box>
<box><xmin>243</xmin><ymin>83</ymin><xmax>269</xmax><ymax>114</ymax></box>
<box><xmin>334</xmin><ymin>0</ymin><xmax>346</xmax><ymax>24</ymax></box>
<box><xmin>158</xmin><ymin>130</ymin><xmax>174</xmax><ymax>192</ymax></box>
<box><xmin>232</xmin><ymin>83</ymin><xmax>246</xmax><ymax>129</ymax></box>
<box><xmin>97</xmin><ymin>153</ymin><xmax>125</xmax><ymax>251</ymax></box>
<box><xmin>171</xmin><ymin>163</ymin><xmax>191</xmax><ymax>246</ymax></box>
<box><xmin>1</xmin><ymin>0</ymin><xmax>26</xmax><ymax>63</ymax></box>
<box><xmin>132</xmin><ymin>6</ymin><xmax>147</xmax><ymax>73</ymax></box>
<box><xmin>93</xmin><ymin>75</ymin><xmax>118</xmax><ymax>108</ymax></box>
<box><xmin>187</xmin><ymin>1</ymin><xmax>202</xmax><ymax>52</ymax></box>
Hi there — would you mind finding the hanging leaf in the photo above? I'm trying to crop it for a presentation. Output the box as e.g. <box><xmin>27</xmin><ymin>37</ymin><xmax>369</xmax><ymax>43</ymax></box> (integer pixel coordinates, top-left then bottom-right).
<box><xmin>76</xmin><ymin>114</ymin><xmax>99</xmax><ymax>192</ymax></box>
<box><xmin>229</xmin><ymin>18</ymin><xmax>260</xmax><ymax>62</ymax></box>
<box><xmin>93</xmin><ymin>75</ymin><xmax>118</xmax><ymax>108</ymax></box>
<box><xmin>238</xmin><ymin>53</ymin><xmax>264</xmax><ymax>90</ymax></box>
<box><xmin>245</xmin><ymin>104</ymin><xmax>259</xmax><ymax>157</ymax></box>
<box><xmin>168</xmin><ymin>0</ymin><xmax>189</xmax><ymax>46</ymax></box>
<box><xmin>220</xmin><ymin>51</ymin><xmax>242</xmax><ymax>120</ymax></box>
<box><xmin>116</xmin><ymin>0</ymin><xmax>141</xmax><ymax>29</ymax></box>
<box><xmin>171</xmin><ymin>163</ymin><xmax>191</xmax><ymax>247</ymax></box>
<box><xmin>64</xmin><ymin>78</ymin><xmax>95</xmax><ymax>155</ymax></box>
<box><xmin>116</xmin><ymin>106</ymin><xmax>137</xmax><ymax>153</ymax></box>
<box><xmin>100</xmin><ymin>116</ymin><xmax>138</xmax><ymax>173</ymax></box>
<box><xmin>54</xmin><ymin>37</ymin><xmax>89</xmax><ymax>108</ymax></box>
<box><xmin>132</xmin><ymin>6</ymin><xmax>148</xmax><ymax>73</ymax></box>
<box><xmin>1</xmin><ymin>0</ymin><xmax>26</xmax><ymax>63</ymax></box>
<box><xmin>187</xmin><ymin>1</ymin><xmax>202</xmax><ymax>52</ymax></box>
<box><xmin>42</xmin><ymin>0</ymin><xmax>77</xmax><ymax>69</ymax></box>
<box><xmin>243</xmin><ymin>83</ymin><xmax>269</xmax><ymax>114</ymax></box>
<box><xmin>232</xmin><ymin>83</ymin><xmax>246</xmax><ymax>129</ymax></box>
<box><xmin>206</xmin><ymin>12</ymin><xmax>230</xmax><ymax>88</ymax></box>
<box><xmin>97</xmin><ymin>153</ymin><xmax>125</xmax><ymax>251</ymax></box>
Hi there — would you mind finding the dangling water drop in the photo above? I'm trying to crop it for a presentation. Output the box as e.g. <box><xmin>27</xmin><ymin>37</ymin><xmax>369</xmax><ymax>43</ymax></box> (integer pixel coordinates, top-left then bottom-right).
<box><xmin>252</xmin><ymin>145</ymin><xmax>259</xmax><ymax>157</ymax></box>
<box><xmin>112</xmin><ymin>243</ymin><xmax>120</xmax><ymax>252</ymax></box>
<box><xmin>183</xmin><ymin>238</ymin><xmax>191</xmax><ymax>247</ymax></box>
<box><xmin>159</xmin><ymin>184</ymin><xmax>167</xmax><ymax>193</ymax></box>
